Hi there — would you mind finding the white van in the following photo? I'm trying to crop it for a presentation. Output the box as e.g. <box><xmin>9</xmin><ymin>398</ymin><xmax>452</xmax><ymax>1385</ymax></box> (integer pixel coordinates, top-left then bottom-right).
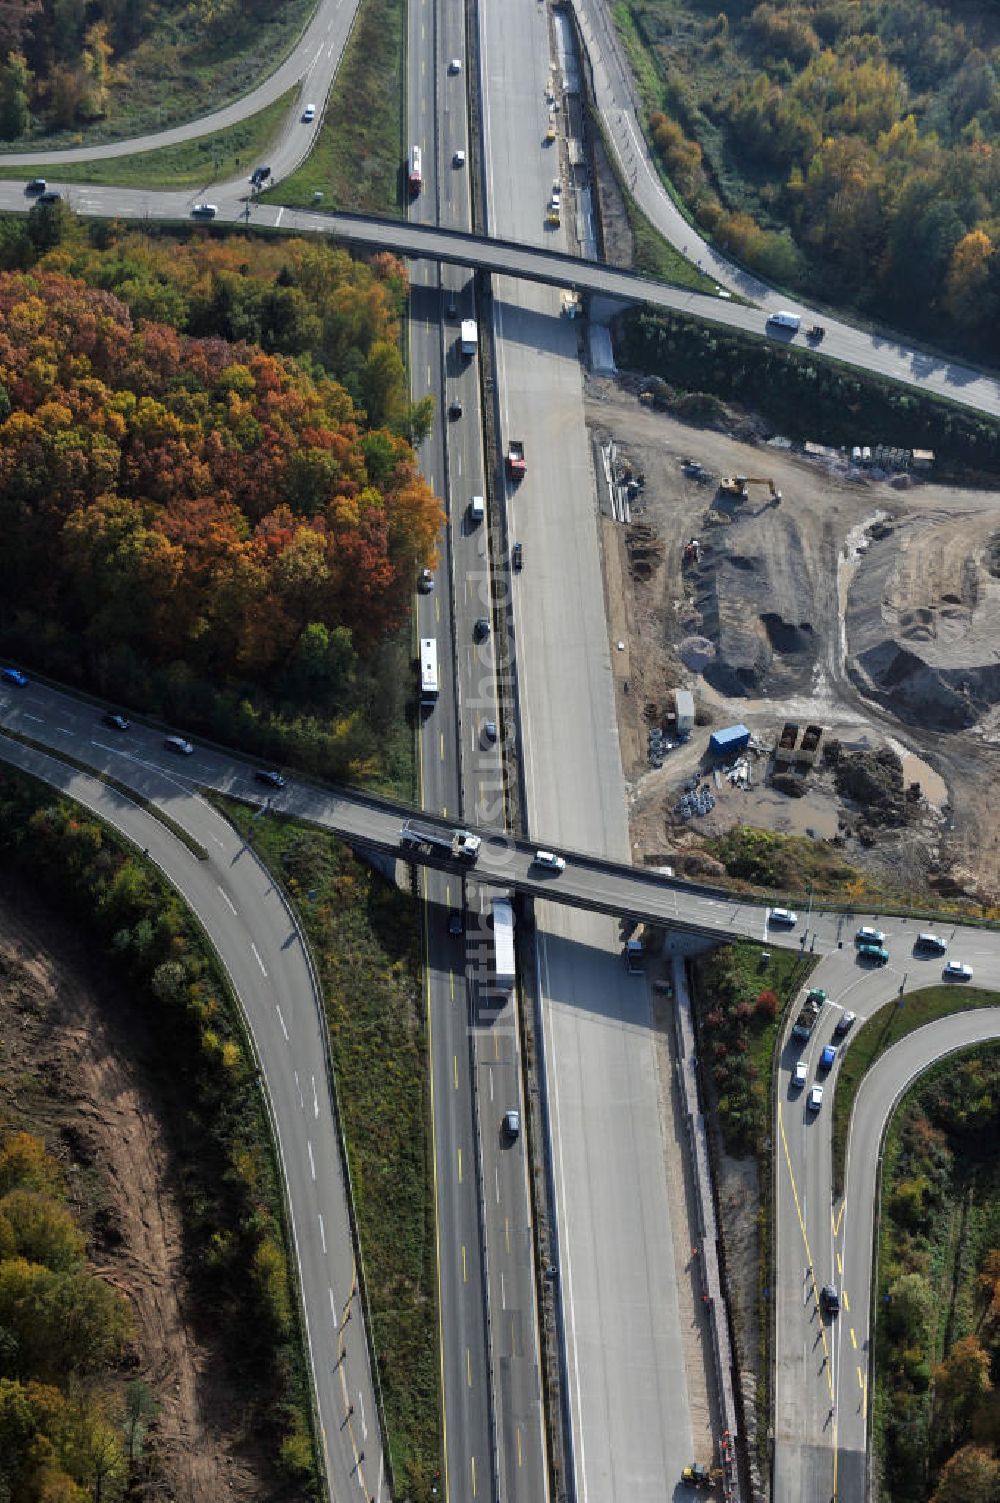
<box><xmin>767</xmin><ymin>310</ymin><xmax>801</xmax><ymax>332</ymax></box>
<box><xmin>533</xmin><ymin>850</ymin><xmax>566</xmax><ymax>872</ymax></box>
<box><xmin>469</xmin><ymin>495</ymin><xmax>485</xmax><ymax>525</ymax></box>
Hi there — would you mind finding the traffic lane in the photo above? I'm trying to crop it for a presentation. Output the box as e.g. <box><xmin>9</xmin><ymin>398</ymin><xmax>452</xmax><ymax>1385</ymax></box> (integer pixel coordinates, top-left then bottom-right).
<box><xmin>836</xmin><ymin>1009</ymin><xmax>1000</xmax><ymax>1458</ymax></box>
<box><xmin>0</xmin><ymin>732</ymin><xmax>384</xmax><ymax>1503</ymax></box>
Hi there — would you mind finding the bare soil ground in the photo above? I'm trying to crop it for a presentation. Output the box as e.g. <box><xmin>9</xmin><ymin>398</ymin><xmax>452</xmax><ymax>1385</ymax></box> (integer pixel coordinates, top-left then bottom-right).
<box><xmin>587</xmin><ymin>377</ymin><xmax>1000</xmax><ymax>902</ymax></box>
<box><xmin>0</xmin><ymin>878</ymin><xmax>267</xmax><ymax>1502</ymax></box>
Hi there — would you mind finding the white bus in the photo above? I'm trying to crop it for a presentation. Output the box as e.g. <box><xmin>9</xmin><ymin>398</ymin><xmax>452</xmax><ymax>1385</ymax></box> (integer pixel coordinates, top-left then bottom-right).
<box><xmin>408</xmin><ymin>145</ymin><xmax>422</xmax><ymax>194</ymax></box>
<box><xmin>419</xmin><ymin>637</ymin><xmax>439</xmax><ymax>704</ymax></box>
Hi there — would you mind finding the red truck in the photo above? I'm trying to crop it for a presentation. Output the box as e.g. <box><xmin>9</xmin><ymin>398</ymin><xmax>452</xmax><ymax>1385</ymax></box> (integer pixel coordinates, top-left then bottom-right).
<box><xmin>506</xmin><ymin>440</ymin><xmax>526</xmax><ymax>481</ymax></box>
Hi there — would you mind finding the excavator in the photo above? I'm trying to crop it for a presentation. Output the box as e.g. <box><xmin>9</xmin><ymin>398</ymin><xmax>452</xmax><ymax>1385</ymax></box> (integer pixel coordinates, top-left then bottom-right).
<box><xmin>682</xmin><ymin>1461</ymin><xmax>722</xmax><ymax>1489</ymax></box>
<box><xmin>718</xmin><ymin>475</ymin><xmax>782</xmax><ymax>504</ymax></box>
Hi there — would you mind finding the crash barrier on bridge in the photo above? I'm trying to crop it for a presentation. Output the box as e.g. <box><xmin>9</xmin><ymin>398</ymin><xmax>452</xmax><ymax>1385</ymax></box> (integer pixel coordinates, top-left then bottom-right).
<box><xmin>672</xmin><ymin>956</ymin><xmax>742</xmax><ymax>1502</ymax></box>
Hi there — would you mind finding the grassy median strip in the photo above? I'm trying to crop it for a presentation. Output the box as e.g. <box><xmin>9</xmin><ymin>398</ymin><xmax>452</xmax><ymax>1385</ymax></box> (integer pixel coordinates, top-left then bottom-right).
<box><xmin>264</xmin><ymin>0</ymin><xmax>404</xmax><ymax>215</ymax></box>
<box><xmin>216</xmin><ymin>797</ymin><xmax>441</xmax><ymax>1502</ymax></box>
<box><xmin>19</xmin><ymin>89</ymin><xmax>295</xmax><ymax>193</ymax></box>
<box><xmin>0</xmin><ymin>726</ymin><xmax>209</xmax><ymax>860</ymax></box>
<box><xmin>832</xmin><ymin>984</ymin><xmax>1000</xmax><ymax>1194</ymax></box>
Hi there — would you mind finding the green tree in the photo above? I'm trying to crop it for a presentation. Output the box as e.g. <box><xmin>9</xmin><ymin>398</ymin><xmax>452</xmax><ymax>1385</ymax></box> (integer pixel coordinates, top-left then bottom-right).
<box><xmin>885</xmin><ymin>1271</ymin><xmax>936</xmax><ymax>1348</ymax></box>
<box><xmin>0</xmin><ymin>50</ymin><xmax>30</xmax><ymax>139</ymax></box>
<box><xmin>0</xmin><ymin>1191</ymin><xmax>85</xmax><ymax>1272</ymax></box>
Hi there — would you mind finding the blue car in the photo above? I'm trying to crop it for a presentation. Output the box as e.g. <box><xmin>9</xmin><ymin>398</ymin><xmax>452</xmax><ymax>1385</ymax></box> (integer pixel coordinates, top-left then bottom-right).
<box><xmin>2</xmin><ymin>667</ymin><xmax>28</xmax><ymax>686</ymax></box>
<box><xmin>819</xmin><ymin>1043</ymin><xmax>838</xmax><ymax>1072</ymax></box>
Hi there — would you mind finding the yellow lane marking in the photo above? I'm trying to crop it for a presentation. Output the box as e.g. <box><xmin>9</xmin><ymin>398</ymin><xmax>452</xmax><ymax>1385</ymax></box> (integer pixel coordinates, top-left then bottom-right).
<box><xmin>435</xmin><ymin>596</ymin><xmax>440</xmax><ymax>621</ymax></box>
<box><xmin>494</xmin><ymin>1031</ymin><xmax>500</xmax><ymax>1059</ymax></box>
<box><xmin>462</xmin><ymin>1244</ymin><xmax>467</xmax><ymax>1282</ymax></box>
<box><xmin>777</xmin><ymin>1102</ymin><xmax>833</xmax><ymax>1390</ymax></box>
<box><xmin>467</xmin><ymin>1347</ymin><xmax>472</xmax><ymax>1387</ymax></box>
<box><xmin>440</xmin><ymin>731</ymin><xmax>445</xmax><ymax>761</ymax></box>
<box><xmin>471</xmin><ymin>1456</ymin><xmax>477</xmax><ymax>1496</ymax></box>
<box><xmin>454</xmin><ymin>1054</ymin><xmax>459</xmax><ymax>1089</ymax></box>
<box><xmin>505</xmin><ymin>1217</ymin><xmax>510</xmax><ymax>1254</ymax></box>
<box><xmin>450</xmin><ymin>970</ymin><xmax>455</xmax><ymax>1000</ymax></box>
<box><xmin>836</xmin><ymin>1251</ymin><xmax>843</xmax><ymax>1276</ymax></box>
<box><xmin>850</xmin><ymin>1328</ymin><xmax>857</xmax><ymax>1349</ymax></box>
<box><xmin>843</xmin><ymin>1289</ymin><xmax>850</xmax><ymax>1313</ymax></box>
<box><xmin>517</xmin><ymin>1427</ymin><xmax>523</xmax><ymax>1466</ymax></box>
<box><xmin>833</xmin><ymin>1200</ymin><xmax>846</xmax><ymax>1237</ymax></box>
<box><xmin>458</xmin><ymin>1147</ymin><xmax>463</xmax><ymax>1184</ymax></box>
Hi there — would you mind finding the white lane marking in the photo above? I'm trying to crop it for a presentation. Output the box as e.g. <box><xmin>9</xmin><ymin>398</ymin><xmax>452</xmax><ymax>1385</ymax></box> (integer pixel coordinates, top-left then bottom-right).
<box><xmin>54</xmin><ymin>727</ymin><xmax>74</xmax><ymax>736</ymax></box>
<box><xmin>23</xmin><ymin>713</ymin><xmax>43</xmax><ymax>722</ymax></box>
<box><xmin>358</xmin><ymin>1390</ymin><xmax>368</xmax><ymax>1440</ymax></box>
<box><xmin>495</xmin><ymin>1166</ymin><xmax>500</xmax><ymax>1203</ymax></box>
<box><xmin>276</xmin><ymin>1005</ymin><xmax>289</xmax><ymax>1041</ymax></box>
<box><xmin>378</xmin><ymin>1451</ymin><xmax>384</xmax><ymax>1502</ymax></box>
<box><xmin>318</xmin><ymin>1214</ymin><xmax>327</xmax><ymax>1255</ymax></box>
<box><xmin>501</xmin><ymin>1270</ymin><xmax>506</xmax><ymax>1309</ymax></box>
<box><xmin>294</xmin><ymin>1072</ymin><xmax>305</xmax><ymax>1109</ymax></box>
<box><xmin>217</xmin><ymin>885</ymin><xmax>237</xmax><ymax>915</ymax></box>
<box><xmin>308</xmin><ymin>1141</ymin><xmax>316</xmax><ymax>1180</ymax></box>
<box><xmin>251</xmin><ymin>942</ymin><xmax>268</xmax><ymax>977</ymax></box>
<box><xmin>312</xmin><ymin>1076</ymin><xmax>320</xmax><ymax>1118</ymax></box>
<box><xmin>489</xmin><ymin>1066</ymin><xmax>494</xmax><ymax>1101</ymax></box>
<box><xmin>275</xmin><ymin>207</ymin><xmax>284</xmax><ymax>227</ymax></box>
<box><xmin>329</xmin><ymin>1284</ymin><xmax>339</xmax><ymax>1328</ymax></box>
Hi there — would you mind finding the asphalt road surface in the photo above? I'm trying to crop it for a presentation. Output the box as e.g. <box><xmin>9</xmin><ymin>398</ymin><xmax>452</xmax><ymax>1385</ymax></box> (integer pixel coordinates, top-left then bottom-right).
<box><xmin>773</xmin><ymin>935</ymin><xmax>1000</xmax><ymax>1503</ymax></box>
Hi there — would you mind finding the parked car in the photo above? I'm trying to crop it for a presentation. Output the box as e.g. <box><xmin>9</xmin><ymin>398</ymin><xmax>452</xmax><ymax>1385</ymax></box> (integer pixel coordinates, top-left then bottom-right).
<box><xmin>102</xmin><ymin>713</ymin><xmax>130</xmax><ymax>732</ymax></box>
<box><xmin>163</xmin><ymin>735</ymin><xmax>194</xmax><ymax>756</ymax></box>
<box><xmin>769</xmin><ymin>907</ymin><xmax>797</xmax><ymax>926</ymax></box>
<box><xmin>820</xmin><ymin>1284</ymin><xmax>840</xmax><ymax>1316</ymax></box>
<box><xmin>807</xmin><ymin>1084</ymin><xmax>824</xmax><ymax>1112</ymax></box>
<box><xmin>501</xmin><ymin>1109</ymin><xmax>520</xmax><ymax>1142</ymax></box>
<box><xmin>943</xmin><ymin>961</ymin><xmax>973</xmax><ymax>981</ymax></box>
<box><xmin>858</xmin><ymin>943</ymin><xmax>889</xmax><ymax>965</ymax></box>
<box><xmin>1</xmin><ymin>667</ymin><xmax>28</xmax><ymax>686</ymax></box>
<box><xmin>855</xmin><ymin>926</ymin><xmax>886</xmax><ymax>945</ymax></box>
<box><xmin>255</xmin><ymin>769</ymin><xmax>286</xmax><ymax>789</ymax></box>
<box><xmin>512</xmin><ymin>541</ymin><xmax>523</xmax><ymax>571</ymax></box>
<box><xmin>833</xmin><ymin>1010</ymin><xmax>856</xmax><ymax>1038</ymax></box>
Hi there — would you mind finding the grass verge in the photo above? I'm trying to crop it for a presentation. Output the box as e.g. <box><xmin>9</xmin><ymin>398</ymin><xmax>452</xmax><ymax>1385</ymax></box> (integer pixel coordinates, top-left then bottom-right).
<box><xmin>18</xmin><ymin>90</ymin><xmax>295</xmax><ymax>193</ymax></box>
<box><xmin>832</xmin><ymin>984</ymin><xmax>1000</xmax><ymax>1194</ymax></box>
<box><xmin>265</xmin><ymin>0</ymin><xmax>404</xmax><ymax>215</ymax></box>
<box><xmin>216</xmin><ymin>797</ymin><xmax>441</xmax><ymax>1503</ymax></box>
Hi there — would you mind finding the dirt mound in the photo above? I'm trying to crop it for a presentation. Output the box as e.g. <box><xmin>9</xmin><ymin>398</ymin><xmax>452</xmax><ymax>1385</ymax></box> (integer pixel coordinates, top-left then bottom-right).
<box><xmin>689</xmin><ymin>512</ymin><xmax>818</xmax><ymax>696</ymax></box>
<box><xmin>846</xmin><ymin>511</ymin><xmax>1000</xmax><ymax>729</ymax></box>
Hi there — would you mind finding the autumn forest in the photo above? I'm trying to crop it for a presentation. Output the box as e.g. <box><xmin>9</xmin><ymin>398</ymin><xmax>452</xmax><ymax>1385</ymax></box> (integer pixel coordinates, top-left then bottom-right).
<box><xmin>0</xmin><ymin>223</ymin><xmax>441</xmax><ymax>788</ymax></box>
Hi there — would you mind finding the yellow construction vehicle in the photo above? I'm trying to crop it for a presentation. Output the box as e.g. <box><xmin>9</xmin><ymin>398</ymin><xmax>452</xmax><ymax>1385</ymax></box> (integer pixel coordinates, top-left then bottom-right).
<box><xmin>682</xmin><ymin>1461</ymin><xmax>722</xmax><ymax>1489</ymax></box>
<box><xmin>718</xmin><ymin>475</ymin><xmax>782</xmax><ymax>503</ymax></box>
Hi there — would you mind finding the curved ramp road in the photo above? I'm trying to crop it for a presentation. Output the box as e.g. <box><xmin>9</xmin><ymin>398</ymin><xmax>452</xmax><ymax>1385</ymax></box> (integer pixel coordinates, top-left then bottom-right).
<box><xmin>773</xmin><ymin>949</ymin><xmax>1000</xmax><ymax>1503</ymax></box>
<box><xmin>0</xmin><ymin>0</ymin><xmax>358</xmax><ymax>169</ymax></box>
<box><xmin>0</xmin><ymin>729</ymin><xmax>385</xmax><ymax>1503</ymax></box>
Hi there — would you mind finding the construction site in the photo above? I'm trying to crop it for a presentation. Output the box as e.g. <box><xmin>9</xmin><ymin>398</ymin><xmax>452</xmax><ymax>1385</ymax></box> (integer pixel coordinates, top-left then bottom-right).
<box><xmin>589</xmin><ymin>377</ymin><xmax>1000</xmax><ymax>904</ymax></box>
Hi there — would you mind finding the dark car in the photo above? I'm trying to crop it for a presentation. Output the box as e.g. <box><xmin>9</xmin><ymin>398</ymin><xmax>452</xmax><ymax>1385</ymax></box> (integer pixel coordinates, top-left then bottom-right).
<box><xmin>250</xmin><ymin>165</ymin><xmax>271</xmax><ymax>187</ymax></box>
<box><xmin>820</xmin><ymin>1284</ymin><xmax>840</xmax><ymax>1317</ymax></box>
<box><xmin>512</xmin><ymin>542</ymin><xmax>523</xmax><ymax>571</ymax></box>
<box><xmin>102</xmin><ymin>713</ymin><xmax>130</xmax><ymax>732</ymax></box>
<box><xmin>25</xmin><ymin>178</ymin><xmax>46</xmax><ymax>195</ymax></box>
<box><xmin>448</xmin><ymin>398</ymin><xmax>463</xmax><ymax>419</ymax></box>
<box><xmin>474</xmin><ymin>616</ymin><xmax>490</xmax><ymax>641</ymax></box>
<box><xmin>418</xmin><ymin>567</ymin><xmax>434</xmax><ymax>592</ymax></box>
<box><xmin>448</xmin><ymin>910</ymin><xmax>464</xmax><ymax>936</ymax></box>
<box><xmin>1</xmin><ymin>667</ymin><xmax>28</xmax><ymax>686</ymax></box>
<box><xmin>502</xmin><ymin>1108</ymin><xmax>520</xmax><ymax>1142</ymax></box>
<box><xmin>163</xmin><ymin>735</ymin><xmax>194</xmax><ymax>756</ymax></box>
<box><xmin>255</xmin><ymin>769</ymin><xmax>286</xmax><ymax>789</ymax></box>
<box><xmin>37</xmin><ymin>192</ymin><xmax>62</xmax><ymax>205</ymax></box>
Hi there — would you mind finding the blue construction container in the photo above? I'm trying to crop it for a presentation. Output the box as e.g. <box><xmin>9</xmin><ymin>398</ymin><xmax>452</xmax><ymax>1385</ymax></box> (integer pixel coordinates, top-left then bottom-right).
<box><xmin>709</xmin><ymin>723</ymin><xmax>750</xmax><ymax>757</ymax></box>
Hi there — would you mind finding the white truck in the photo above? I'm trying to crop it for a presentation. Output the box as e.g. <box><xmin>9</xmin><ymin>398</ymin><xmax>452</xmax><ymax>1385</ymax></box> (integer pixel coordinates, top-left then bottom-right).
<box><xmin>492</xmin><ymin>897</ymin><xmax>516</xmax><ymax>992</ymax></box>
<box><xmin>460</xmin><ymin>319</ymin><xmax>478</xmax><ymax>357</ymax></box>
<box><xmin>400</xmin><ymin>819</ymin><xmax>481</xmax><ymax>861</ymax></box>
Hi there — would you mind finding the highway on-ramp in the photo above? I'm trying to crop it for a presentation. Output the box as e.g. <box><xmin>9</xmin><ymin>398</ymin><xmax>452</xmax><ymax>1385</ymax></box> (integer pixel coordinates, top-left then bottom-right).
<box><xmin>0</xmin><ymin>704</ymin><xmax>386</xmax><ymax>1503</ymax></box>
<box><xmin>772</xmin><ymin>935</ymin><xmax>1000</xmax><ymax>1503</ymax></box>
